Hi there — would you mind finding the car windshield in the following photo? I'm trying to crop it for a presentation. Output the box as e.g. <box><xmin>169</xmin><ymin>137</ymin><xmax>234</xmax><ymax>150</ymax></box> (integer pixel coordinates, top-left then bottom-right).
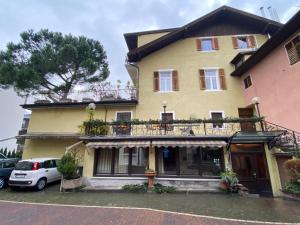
<box><xmin>15</xmin><ymin>161</ymin><xmax>33</xmax><ymax>170</ymax></box>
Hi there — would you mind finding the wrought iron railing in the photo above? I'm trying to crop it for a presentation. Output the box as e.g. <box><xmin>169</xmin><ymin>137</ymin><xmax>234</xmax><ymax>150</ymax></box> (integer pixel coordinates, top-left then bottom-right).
<box><xmin>263</xmin><ymin>121</ymin><xmax>300</xmax><ymax>154</ymax></box>
<box><xmin>82</xmin><ymin>118</ymin><xmax>264</xmax><ymax>137</ymax></box>
<box><xmin>25</xmin><ymin>88</ymin><xmax>137</xmax><ymax>104</ymax></box>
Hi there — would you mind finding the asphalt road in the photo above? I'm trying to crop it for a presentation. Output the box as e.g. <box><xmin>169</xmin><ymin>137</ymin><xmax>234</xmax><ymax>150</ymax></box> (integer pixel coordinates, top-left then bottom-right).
<box><xmin>0</xmin><ymin>201</ymin><xmax>293</xmax><ymax>225</ymax></box>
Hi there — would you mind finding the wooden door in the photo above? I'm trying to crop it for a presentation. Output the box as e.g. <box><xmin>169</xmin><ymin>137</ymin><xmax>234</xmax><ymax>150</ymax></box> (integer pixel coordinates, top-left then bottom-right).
<box><xmin>238</xmin><ymin>108</ymin><xmax>256</xmax><ymax>132</ymax></box>
<box><xmin>231</xmin><ymin>152</ymin><xmax>272</xmax><ymax>196</ymax></box>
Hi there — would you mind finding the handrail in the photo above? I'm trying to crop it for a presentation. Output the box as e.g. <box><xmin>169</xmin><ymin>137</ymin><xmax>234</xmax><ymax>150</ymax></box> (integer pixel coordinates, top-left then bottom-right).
<box><xmin>263</xmin><ymin>120</ymin><xmax>300</xmax><ymax>135</ymax></box>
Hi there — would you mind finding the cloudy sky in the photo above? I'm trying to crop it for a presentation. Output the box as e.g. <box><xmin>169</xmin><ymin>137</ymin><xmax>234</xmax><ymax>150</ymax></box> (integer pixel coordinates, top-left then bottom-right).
<box><xmin>0</xmin><ymin>0</ymin><xmax>299</xmax><ymax>150</ymax></box>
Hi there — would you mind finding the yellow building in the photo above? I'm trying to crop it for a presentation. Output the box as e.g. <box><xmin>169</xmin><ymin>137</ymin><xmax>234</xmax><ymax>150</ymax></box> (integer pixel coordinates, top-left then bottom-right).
<box><xmin>21</xmin><ymin>6</ymin><xmax>286</xmax><ymax>196</ymax></box>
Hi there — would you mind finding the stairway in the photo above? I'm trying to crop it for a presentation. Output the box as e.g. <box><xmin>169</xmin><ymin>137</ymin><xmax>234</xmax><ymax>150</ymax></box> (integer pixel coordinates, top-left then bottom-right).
<box><xmin>263</xmin><ymin>121</ymin><xmax>300</xmax><ymax>156</ymax></box>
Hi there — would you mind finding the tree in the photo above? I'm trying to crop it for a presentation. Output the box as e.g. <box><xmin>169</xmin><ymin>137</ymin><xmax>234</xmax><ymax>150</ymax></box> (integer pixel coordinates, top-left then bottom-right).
<box><xmin>0</xmin><ymin>148</ymin><xmax>3</xmax><ymax>154</ymax></box>
<box><xmin>7</xmin><ymin>151</ymin><xmax>11</xmax><ymax>158</ymax></box>
<box><xmin>3</xmin><ymin>147</ymin><xmax>7</xmax><ymax>157</ymax></box>
<box><xmin>11</xmin><ymin>150</ymin><xmax>16</xmax><ymax>158</ymax></box>
<box><xmin>0</xmin><ymin>29</ymin><xmax>109</xmax><ymax>101</ymax></box>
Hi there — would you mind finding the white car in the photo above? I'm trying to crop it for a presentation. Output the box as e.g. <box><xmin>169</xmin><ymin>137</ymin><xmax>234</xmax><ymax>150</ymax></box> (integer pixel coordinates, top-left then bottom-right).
<box><xmin>9</xmin><ymin>158</ymin><xmax>61</xmax><ymax>191</ymax></box>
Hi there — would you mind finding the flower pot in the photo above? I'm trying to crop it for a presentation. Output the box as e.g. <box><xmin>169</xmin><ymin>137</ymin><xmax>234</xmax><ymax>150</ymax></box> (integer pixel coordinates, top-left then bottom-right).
<box><xmin>62</xmin><ymin>177</ymin><xmax>82</xmax><ymax>190</ymax></box>
<box><xmin>145</xmin><ymin>172</ymin><xmax>156</xmax><ymax>189</ymax></box>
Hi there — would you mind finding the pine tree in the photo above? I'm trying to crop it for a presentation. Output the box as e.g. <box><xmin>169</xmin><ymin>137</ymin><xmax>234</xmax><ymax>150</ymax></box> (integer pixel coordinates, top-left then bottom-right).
<box><xmin>11</xmin><ymin>150</ymin><xmax>16</xmax><ymax>158</ymax></box>
<box><xmin>0</xmin><ymin>148</ymin><xmax>3</xmax><ymax>154</ymax></box>
<box><xmin>3</xmin><ymin>147</ymin><xmax>7</xmax><ymax>157</ymax></box>
<box><xmin>7</xmin><ymin>151</ymin><xmax>11</xmax><ymax>158</ymax></box>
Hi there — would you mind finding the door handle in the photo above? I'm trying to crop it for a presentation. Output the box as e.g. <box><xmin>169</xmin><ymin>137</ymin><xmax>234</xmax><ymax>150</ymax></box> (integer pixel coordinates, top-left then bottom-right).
<box><xmin>252</xmin><ymin>172</ymin><xmax>257</xmax><ymax>178</ymax></box>
<box><xmin>45</xmin><ymin>170</ymin><xmax>49</xmax><ymax>172</ymax></box>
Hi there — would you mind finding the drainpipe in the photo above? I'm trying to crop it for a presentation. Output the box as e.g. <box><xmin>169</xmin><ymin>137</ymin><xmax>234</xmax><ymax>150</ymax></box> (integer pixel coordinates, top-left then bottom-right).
<box><xmin>129</xmin><ymin>62</ymin><xmax>139</xmax><ymax>101</ymax></box>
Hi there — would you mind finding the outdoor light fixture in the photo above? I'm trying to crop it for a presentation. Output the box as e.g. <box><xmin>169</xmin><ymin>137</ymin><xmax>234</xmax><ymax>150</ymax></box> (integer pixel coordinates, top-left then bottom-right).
<box><xmin>88</xmin><ymin>102</ymin><xmax>96</xmax><ymax>110</ymax></box>
<box><xmin>162</xmin><ymin>101</ymin><xmax>168</xmax><ymax>135</ymax></box>
<box><xmin>252</xmin><ymin>96</ymin><xmax>264</xmax><ymax>131</ymax></box>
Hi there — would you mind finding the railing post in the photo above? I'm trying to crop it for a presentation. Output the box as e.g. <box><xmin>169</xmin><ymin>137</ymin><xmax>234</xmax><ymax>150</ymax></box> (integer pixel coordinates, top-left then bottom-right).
<box><xmin>260</xmin><ymin>119</ymin><xmax>265</xmax><ymax>132</ymax></box>
<box><xmin>292</xmin><ymin>131</ymin><xmax>299</xmax><ymax>149</ymax></box>
<box><xmin>203</xmin><ymin>122</ymin><xmax>206</xmax><ymax>135</ymax></box>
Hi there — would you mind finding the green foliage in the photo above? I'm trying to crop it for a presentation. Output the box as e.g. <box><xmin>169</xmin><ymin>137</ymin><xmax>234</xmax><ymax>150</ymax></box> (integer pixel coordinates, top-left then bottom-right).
<box><xmin>220</xmin><ymin>170</ymin><xmax>239</xmax><ymax>193</ymax></box>
<box><xmin>283</xmin><ymin>181</ymin><xmax>300</xmax><ymax>195</ymax></box>
<box><xmin>82</xmin><ymin>119</ymin><xmax>109</xmax><ymax>135</ymax></box>
<box><xmin>7</xmin><ymin>151</ymin><xmax>11</xmax><ymax>158</ymax></box>
<box><xmin>3</xmin><ymin>148</ymin><xmax>7</xmax><ymax>157</ymax></box>
<box><xmin>122</xmin><ymin>183</ymin><xmax>148</xmax><ymax>193</ymax></box>
<box><xmin>284</xmin><ymin>158</ymin><xmax>300</xmax><ymax>181</ymax></box>
<box><xmin>57</xmin><ymin>153</ymin><xmax>79</xmax><ymax>180</ymax></box>
<box><xmin>0</xmin><ymin>29</ymin><xmax>109</xmax><ymax>101</ymax></box>
<box><xmin>153</xmin><ymin>183</ymin><xmax>176</xmax><ymax>194</ymax></box>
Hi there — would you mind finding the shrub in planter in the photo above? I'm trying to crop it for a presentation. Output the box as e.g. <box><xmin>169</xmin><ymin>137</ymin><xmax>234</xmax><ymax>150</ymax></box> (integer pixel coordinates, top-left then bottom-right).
<box><xmin>220</xmin><ymin>170</ymin><xmax>239</xmax><ymax>193</ymax></box>
<box><xmin>283</xmin><ymin>181</ymin><xmax>300</xmax><ymax>195</ymax></box>
<box><xmin>154</xmin><ymin>183</ymin><xmax>176</xmax><ymax>194</ymax></box>
<box><xmin>57</xmin><ymin>153</ymin><xmax>80</xmax><ymax>180</ymax></box>
<box><xmin>284</xmin><ymin>158</ymin><xmax>300</xmax><ymax>182</ymax></box>
<box><xmin>122</xmin><ymin>184</ymin><xmax>147</xmax><ymax>193</ymax></box>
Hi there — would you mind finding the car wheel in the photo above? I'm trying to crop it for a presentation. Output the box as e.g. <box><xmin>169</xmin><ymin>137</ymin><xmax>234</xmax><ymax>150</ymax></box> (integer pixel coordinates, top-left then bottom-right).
<box><xmin>36</xmin><ymin>178</ymin><xmax>47</xmax><ymax>191</ymax></box>
<box><xmin>0</xmin><ymin>178</ymin><xmax>6</xmax><ymax>189</ymax></box>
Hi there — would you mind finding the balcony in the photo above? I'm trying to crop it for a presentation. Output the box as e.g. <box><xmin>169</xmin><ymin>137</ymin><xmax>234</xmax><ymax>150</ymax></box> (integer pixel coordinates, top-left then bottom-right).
<box><xmin>22</xmin><ymin>88</ymin><xmax>137</xmax><ymax>108</ymax></box>
<box><xmin>82</xmin><ymin>118</ymin><xmax>266</xmax><ymax>138</ymax></box>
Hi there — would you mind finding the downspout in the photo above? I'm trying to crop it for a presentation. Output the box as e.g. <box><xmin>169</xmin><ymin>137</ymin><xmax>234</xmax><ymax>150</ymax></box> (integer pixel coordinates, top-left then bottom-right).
<box><xmin>129</xmin><ymin>62</ymin><xmax>140</xmax><ymax>101</ymax></box>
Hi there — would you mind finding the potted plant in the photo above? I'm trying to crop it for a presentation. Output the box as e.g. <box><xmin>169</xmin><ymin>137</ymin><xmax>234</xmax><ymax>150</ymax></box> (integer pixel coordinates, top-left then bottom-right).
<box><xmin>145</xmin><ymin>168</ymin><xmax>156</xmax><ymax>189</ymax></box>
<box><xmin>58</xmin><ymin>153</ymin><xmax>82</xmax><ymax>191</ymax></box>
<box><xmin>220</xmin><ymin>169</ymin><xmax>239</xmax><ymax>193</ymax></box>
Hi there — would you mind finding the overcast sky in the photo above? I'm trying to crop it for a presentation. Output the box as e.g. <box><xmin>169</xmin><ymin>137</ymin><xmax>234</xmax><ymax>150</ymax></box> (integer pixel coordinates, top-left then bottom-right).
<box><xmin>0</xmin><ymin>0</ymin><xmax>299</xmax><ymax>150</ymax></box>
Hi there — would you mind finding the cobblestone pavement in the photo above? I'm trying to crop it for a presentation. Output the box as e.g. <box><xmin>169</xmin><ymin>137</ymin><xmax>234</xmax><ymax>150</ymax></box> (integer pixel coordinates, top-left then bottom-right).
<box><xmin>0</xmin><ymin>201</ymin><xmax>293</xmax><ymax>225</ymax></box>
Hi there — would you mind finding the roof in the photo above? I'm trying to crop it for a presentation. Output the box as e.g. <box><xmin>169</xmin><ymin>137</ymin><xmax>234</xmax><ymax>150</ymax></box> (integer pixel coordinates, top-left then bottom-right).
<box><xmin>124</xmin><ymin>28</ymin><xmax>177</xmax><ymax>50</ymax></box>
<box><xmin>125</xmin><ymin>5</ymin><xmax>282</xmax><ymax>62</ymax></box>
<box><xmin>231</xmin><ymin>9</ymin><xmax>300</xmax><ymax>76</ymax></box>
<box><xmin>230</xmin><ymin>51</ymin><xmax>256</xmax><ymax>65</ymax></box>
<box><xmin>21</xmin><ymin>99</ymin><xmax>138</xmax><ymax>109</ymax></box>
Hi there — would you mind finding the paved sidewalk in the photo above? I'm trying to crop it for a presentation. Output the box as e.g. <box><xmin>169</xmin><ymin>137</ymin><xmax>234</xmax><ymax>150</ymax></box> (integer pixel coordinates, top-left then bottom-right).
<box><xmin>0</xmin><ymin>201</ymin><xmax>293</xmax><ymax>225</ymax></box>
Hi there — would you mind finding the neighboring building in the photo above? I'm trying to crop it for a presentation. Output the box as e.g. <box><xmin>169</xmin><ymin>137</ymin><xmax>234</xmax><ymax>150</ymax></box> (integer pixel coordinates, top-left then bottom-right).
<box><xmin>16</xmin><ymin>113</ymin><xmax>31</xmax><ymax>152</ymax></box>
<box><xmin>231</xmin><ymin>10</ymin><xmax>300</xmax><ymax>132</ymax></box>
<box><xmin>19</xmin><ymin>6</ymin><xmax>299</xmax><ymax>196</ymax></box>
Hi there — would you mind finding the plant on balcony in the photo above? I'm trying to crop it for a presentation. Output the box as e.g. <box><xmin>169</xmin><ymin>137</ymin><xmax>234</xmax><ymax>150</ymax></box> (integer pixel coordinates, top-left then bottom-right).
<box><xmin>82</xmin><ymin>119</ymin><xmax>109</xmax><ymax>136</ymax></box>
<box><xmin>220</xmin><ymin>170</ymin><xmax>239</xmax><ymax>193</ymax></box>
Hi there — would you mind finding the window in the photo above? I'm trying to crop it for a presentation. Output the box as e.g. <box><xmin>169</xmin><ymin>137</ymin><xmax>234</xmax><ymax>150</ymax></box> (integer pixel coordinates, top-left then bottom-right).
<box><xmin>115</xmin><ymin>112</ymin><xmax>132</xmax><ymax>136</ymax></box>
<box><xmin>2</xmin><ymin>161</ymin><xmax>16</xmax><ymax>168</ymax></box>
<box><xmin>210</xmin><ymin>111</ymin><xmax>224</xmax><ymax>128</ymax></box>
<box><xmin>159</xmin><ymin>71</ymin><xmax>172</xmax><ymax>92</ymax></box>
<box><xmin>244</xmin><ymin>75</ymin><xmax>252</xmax><ymax>89</ymax></box>
<box><xmin>95</xmin><ymin>148</ymin><xmax>149</xmax><ymax>175</ymax></box>
<box><xmin>285</xmin><ymin>34</ymin><xmax>300</xmax><ymax>65</ymax></box>
<box><xmin>161</xmin><ymin>112</ymin><xmax>174</xmax><ymax>131</ymax></box>
<box><xmin>237</xmin><ymin>36</ymin><xmax>248</xmax><ymax>49</ymax></box>
<box><xmin>204</xmin><ymin>69</ymin><xmax>219</xmax><ymax>90</ymax></box>
<box><xmin>202</xmin><ymin>39</ymin><xmax>213</xmax><ymax>51</ymax></box>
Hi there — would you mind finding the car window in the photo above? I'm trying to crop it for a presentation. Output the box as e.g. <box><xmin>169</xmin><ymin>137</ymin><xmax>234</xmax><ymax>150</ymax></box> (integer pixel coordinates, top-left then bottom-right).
<box><xmin>3</xmin><ymin>161</ymin><xmax>16</xmax><ymax>168</ymax></box>
<box><xmin>0</xmin><ymin>162</ymin><xmax>2</xmax><ymax>168</ymax></box>
<box><xmin>15</xmin><ymin>161</ymin><xmax>33</xmax><ymax>170</ymax></box>
<box><xmin>44</xmin><ymin>160</ymin><xmax>56</xmax><ymax>168</ymax></box>
<box><xmin>55</xmin><ymin>160</ymin><xmax>61</xmax><ymax>167</ymax></box>
<box><xmin>52</xmin><ymin>160</ymin><xmax>57</xmax><ymax>168</ymax></box>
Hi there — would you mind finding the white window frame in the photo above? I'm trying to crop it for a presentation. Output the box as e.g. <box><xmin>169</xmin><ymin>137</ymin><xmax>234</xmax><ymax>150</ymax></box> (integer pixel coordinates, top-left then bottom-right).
<box><xmin>233</xmin><ymin>34</ymin><xmax>258</xmax><ymax>51</ymax></box>
<box><xmin>284</xmin><ymin>32</ymin><xmax>300</xmax><ymax>66</ymax></box>
<box><xmin>158</xmin><ymin>69</ymin><xmax>173</xmax><ymax>93</ymax></box>
<box><xmin>243</xmin><ymin>75</ymin><xmax>253</xmax><ymax>89</ymax></box>
<box><xmin>203</xmin><ymin>67</ymin><xmax>221</xmax><ymax>91</ymax></box>
<box><xmin>209</xmin><ymin>110</ymin><xmax>225</xmax><ymax>129</ymax></box>
<box><xmin>115</xmin><ymin>111</ymin><xmax>133</xmax><ymax>121</ymax></box>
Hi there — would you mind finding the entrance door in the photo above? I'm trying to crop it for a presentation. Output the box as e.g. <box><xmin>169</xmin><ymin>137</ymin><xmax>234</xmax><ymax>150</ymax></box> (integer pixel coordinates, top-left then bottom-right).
<box><xmin>231</xmin><ymin>151</ymin><xmax>272</xmax><ymax>196</ymax></box>
<box><xmin>238</xmin><ymin>108</ymin><xmax>256</xmax><ymax>132</ymax></box>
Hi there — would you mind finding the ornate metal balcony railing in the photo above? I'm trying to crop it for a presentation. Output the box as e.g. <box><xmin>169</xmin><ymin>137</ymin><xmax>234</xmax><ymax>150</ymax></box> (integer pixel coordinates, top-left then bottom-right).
<box><xmin>25</xmin><ymin>88</ymin><xmax>137</xmax><ymax>105</ymax></box>
<box><xmin>263</xmin><ymin>121</ymin><xmax>300</xmax><ymax>155</ymax></box>
<box><xmin>82</xmin><ymin>118</ymin><xmax>264</xmax><ymax>137</ymax></box>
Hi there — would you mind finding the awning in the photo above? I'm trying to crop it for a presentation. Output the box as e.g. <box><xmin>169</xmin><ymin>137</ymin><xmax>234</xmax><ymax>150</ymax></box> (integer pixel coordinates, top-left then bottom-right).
<box><xmin>151</xmin><ymin>140</ymin><xmax>227</xmax><ymax>148</ymax></box>
<box><xmin>87</xmin><ymin>141</ymin><xmax>151</xmax><ymax>149</ymax></box>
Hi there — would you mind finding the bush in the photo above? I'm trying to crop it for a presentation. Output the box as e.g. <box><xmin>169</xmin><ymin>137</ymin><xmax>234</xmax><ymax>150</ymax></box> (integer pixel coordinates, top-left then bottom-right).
<box><xmin>220</xmin><ymin>170</ymin><xmax>239</xmax><ymax>193</ymax></box>
<box><xmin>283</xmin><ymin>181</ymin><xmax>300</xmax><ymax>195</ymax></box>
<box><xmin>154</xmin><ymin>183</ymin><xmax>176</xmax><ymax>194</ymax></box>
<box><xmin>57</xmin><ymin>153</ymin><xmax>80</xmax><ymax>180</ymax></box>
<box><xmin>122</xmin><ymin>184</ymin><xmax>147</xmax><ymax>193</ymax></box>
<box><xmin>284</xmin><ymin>158</ymin><xmax>300</xmax><ymax>181</ymax></box>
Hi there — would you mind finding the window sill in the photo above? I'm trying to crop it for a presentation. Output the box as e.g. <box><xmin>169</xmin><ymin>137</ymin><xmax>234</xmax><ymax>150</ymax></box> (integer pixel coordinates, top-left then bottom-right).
<box><xmin>158</xmin><ymin>91</ymin><xmax>174</xmax><ymax>93</ymax></box>
<box><xmin>204</xmin><ymin>89</ymin><xmax>223</xmax><ymax>92</ymax></box>
<box><xmin>199</xmin><ymin>50</ymin><xmax>218</xmax><ymax>53</ymax></box>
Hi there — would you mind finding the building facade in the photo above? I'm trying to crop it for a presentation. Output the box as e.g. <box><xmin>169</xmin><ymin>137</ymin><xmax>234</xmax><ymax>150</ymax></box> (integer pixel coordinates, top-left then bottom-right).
<box><xmin>20</xmin><ymin>6</ymin><xmax>294</xmax><ymax>196</ymax></box>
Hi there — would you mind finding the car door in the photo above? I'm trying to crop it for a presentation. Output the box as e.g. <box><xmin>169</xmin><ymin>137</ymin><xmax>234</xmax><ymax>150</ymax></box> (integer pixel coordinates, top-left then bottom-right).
<box><xmin>1</xmin><ymin>161</ymin><xmax>17</xmax><ymax>179</ymax></box>
<box><xmin>52</xmin><ymin>160</ymin><xmax>61</xmax><ymax>181</ymax></box>
<box><xmin>43</xmin><ymin>160</ymin><xmax>56</xmax><ymax>182</ymax></box>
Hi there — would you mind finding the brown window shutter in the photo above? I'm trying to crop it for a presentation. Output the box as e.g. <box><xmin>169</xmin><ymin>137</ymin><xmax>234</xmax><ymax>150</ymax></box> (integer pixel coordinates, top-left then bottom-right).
<box><xmin>232</xmin><ymin>37</ymin><xmax>238</xmax><ymax>49</ymax></box>
<box><xmin>196</xmin><ymin>38</ymin><xmax>202</xmax><ymax>51</ymax></box>
<box><xmin>247</xmin><ymin>35</ymin><xmax>256</xmax><ymax>48</ymax></box>
<box><xmin>153</xmin><ymin>71</ymin><xmax>159</xmax><ymax>92</ymax></box>
<box><xmin>212</xmin><ymin>38</ymin><xmax>219</xmax><ymax>50</ymax></box>
<box><xmin>199</xmin><ymin>69</ymin><xmax>206</xmax><ymax>90</ymax></box>
<box><xmin>219</xmin><ymin>69</ymin><xmax>227</xmax><ymax>90</ymax></box>
<box><xmin>172</xmin><ymin>70</ymin><xmax>179</xmax><ymax>91</ymax></box>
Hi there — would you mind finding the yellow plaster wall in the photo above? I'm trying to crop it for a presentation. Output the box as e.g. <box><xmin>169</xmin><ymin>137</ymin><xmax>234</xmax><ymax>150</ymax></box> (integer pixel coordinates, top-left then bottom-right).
<box><xmin>137</xmin><ymin>32</ymin><xmax>169</xmax><ymax>47</ymax></box>
<box><xmin>264</xmin><ymin>143</ymin><xmax>282</xmax><ymax>196</ymax></box>
<box><xmin>27</xmin><ymin>106</ymin><xmax>136</xmax><ymax>133</ymax></box>
<box><xmin>136</xmin><ymin>34</ymin><xmax>268</xmax><ymax>120</ymax></box>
